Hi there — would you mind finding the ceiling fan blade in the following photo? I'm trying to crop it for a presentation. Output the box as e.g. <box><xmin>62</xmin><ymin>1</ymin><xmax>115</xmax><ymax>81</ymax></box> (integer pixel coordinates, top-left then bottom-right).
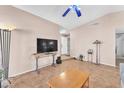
<box><xmin>75</xmin><ymin>7</ymin><xmax>81</xmax><ymax>17</ymax></box>
<box><xmin>62</xmin><ymin>8</ymin><xmax>71</xmax><ymax>17</ymax></box>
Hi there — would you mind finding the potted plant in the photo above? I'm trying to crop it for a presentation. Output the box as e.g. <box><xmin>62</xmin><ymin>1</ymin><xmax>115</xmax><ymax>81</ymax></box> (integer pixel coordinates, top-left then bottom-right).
<box><xmin>0</xmin><ymin>69</ymin><xmax>4</xmax><ymax>88</ymax></box>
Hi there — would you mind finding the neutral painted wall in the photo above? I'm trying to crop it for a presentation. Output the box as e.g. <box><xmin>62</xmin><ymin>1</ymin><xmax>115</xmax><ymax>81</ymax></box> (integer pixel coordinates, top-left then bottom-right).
<box><xmin>0</xmin><ymin>6</ymin><xmax>60</xmax><ymax>77</ymax></box>
<box><xmin>70</xmin><ymin>11</ymin><xmax>124</xmax><ymax>66</ymax></box>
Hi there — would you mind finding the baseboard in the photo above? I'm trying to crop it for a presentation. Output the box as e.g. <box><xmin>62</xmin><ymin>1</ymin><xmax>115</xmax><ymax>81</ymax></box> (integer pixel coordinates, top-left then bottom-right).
<box><xmin>9</xmin><ymin>63</ymin><xmax>52</xmax><ymax>78</ymax></box>
<box><xmin>9</xmin><ymin>68</ymin><xmax>35</xmax><ymax>78</ymax></box>
<box><xmin>9</xmin><ymin>58</ymin><xmax>115</xmax><ymax>78</ymax></box>
<box><xmin>74</xmin><ymin>58</ymin><xmax>115</xmax><ymax>67</ymax></box>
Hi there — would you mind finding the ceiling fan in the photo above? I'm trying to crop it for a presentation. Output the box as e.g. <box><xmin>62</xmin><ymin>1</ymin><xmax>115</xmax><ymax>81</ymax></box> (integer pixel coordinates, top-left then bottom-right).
<box><xmin>62</xmin><ymin>5</ymin><xmax>81</xmax><ymax>17</ymax></box>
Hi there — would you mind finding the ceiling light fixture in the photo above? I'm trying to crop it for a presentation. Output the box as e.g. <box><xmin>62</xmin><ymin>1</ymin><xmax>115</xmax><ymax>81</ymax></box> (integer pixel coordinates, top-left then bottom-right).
<box><xmin>0</xmin><ymin>24</ymin><xmax>16</xmax><ymax>31</ymax></box>
<box><xmin>62</xmin><ymin>5</ymin><xmax>82</xmax><ymax>17</ymax></box>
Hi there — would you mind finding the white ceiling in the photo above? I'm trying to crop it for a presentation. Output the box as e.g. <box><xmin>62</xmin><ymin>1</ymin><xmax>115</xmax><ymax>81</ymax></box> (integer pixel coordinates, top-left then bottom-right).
<box><xmin>13</xmin><ymin>5</ymin><xmax>124</xmax><ymax>30</ymax></box>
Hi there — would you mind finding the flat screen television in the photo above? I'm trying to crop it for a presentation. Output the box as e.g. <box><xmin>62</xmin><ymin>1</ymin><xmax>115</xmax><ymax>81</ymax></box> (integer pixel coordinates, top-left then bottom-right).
<box><xmin>37</xmin><ymin>38</ymin><xmax>58</xmax><ymax>53</ymax></box>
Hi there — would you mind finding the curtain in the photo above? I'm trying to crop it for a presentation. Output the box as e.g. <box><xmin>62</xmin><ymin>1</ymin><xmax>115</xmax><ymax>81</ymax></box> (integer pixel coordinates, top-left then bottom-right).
<box><xmin>0</xmin><ymin>29</ymin><xmax>11</xmax><ymax>79</ymax></box>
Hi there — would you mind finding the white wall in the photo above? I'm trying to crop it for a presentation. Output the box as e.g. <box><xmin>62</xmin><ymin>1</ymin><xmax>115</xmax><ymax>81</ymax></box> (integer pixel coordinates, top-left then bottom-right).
<box><xmin>70</xmin><ymin>11</ymin><xmax>124</xmax><ymax>67</ymax></box>
<box><xmin>0</xmin><ymin>6</ymin><xmax>60</xmax><ymax>77</ymax></box>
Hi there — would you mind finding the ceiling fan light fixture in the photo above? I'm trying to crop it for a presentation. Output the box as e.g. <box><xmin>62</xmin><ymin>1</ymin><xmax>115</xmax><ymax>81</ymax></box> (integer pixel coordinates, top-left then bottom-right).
<box><xmin>62</xmin><ymin>5</ymin><xmax>81</xmax><ymax>17</ymax></box>
<box><xmin>69</xmin><ymin>5</ymin><xmax>73</xmax><ymax>9</ymax></box>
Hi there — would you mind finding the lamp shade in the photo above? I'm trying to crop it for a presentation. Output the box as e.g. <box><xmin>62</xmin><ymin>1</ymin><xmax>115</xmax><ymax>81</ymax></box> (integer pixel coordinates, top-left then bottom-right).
<box><xmin>93</xmin><ymin>40</ymin><xmax>102</xmax><ymax>44</ymax></box>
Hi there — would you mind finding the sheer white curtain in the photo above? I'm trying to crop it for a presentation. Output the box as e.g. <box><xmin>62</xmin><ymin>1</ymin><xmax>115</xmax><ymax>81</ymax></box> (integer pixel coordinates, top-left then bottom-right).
<box><xmin>0</xmin><ymin>30</ymin><xmax>2</xmax><ymax>69</ymax></box>
<box><xmin>0</xmin><ymin>52</ymin><xmax>1</xmax><ymax>69</ymax></box>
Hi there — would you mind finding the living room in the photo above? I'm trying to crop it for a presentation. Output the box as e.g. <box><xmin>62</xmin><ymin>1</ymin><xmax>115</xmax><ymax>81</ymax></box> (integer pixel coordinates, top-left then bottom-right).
<box><xmin>0</xmin><ymin>4</ymin><xmax>124</xmax><ymax>89</ymax></box>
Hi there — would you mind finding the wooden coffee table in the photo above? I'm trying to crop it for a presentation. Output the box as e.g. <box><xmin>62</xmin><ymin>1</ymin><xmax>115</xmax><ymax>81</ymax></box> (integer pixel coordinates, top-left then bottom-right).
<box><xmin>48</xmin><ymin>69</ymin><xmax>90</xmax><ymax>88</ymax></box>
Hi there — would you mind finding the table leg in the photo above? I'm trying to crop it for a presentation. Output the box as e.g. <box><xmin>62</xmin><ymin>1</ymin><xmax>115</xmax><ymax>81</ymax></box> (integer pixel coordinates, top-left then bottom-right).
<box><xmin>82</xmin><ymin>77</ymin><xmax>89</xmax><ymax>88</ymax></box>
<box><xmin>8</xmin><ymin>79</ymin><xmax>11</xmax><ymax>84</ymax></box>
<box><xmin>52</xmin><ymin>54</ymin><xmax>56</xmax><ymax>67</ymax></box>
<box><xmin>87</xmin><ymin>77</ymin><xmax>89</xmax><ymax>88</ymax></box>
<box><xmin>36</xmin><ymin>58</ymin><xmax>39</xmax><ymax>74</ymax></box>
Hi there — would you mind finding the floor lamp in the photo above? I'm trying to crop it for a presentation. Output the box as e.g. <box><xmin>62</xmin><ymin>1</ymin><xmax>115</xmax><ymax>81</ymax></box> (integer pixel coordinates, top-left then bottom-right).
<box><xmin>0</xmin><ymin>24</ymin><xmax>15</xmax><ymax>87</ymax></box>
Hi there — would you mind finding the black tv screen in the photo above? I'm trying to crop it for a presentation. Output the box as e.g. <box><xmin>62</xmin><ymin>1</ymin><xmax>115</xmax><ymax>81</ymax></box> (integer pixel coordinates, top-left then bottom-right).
<box><xmin>37</xmin><ymin>38</ymin><xmax>58</xmax><ymax>53</ymax></box>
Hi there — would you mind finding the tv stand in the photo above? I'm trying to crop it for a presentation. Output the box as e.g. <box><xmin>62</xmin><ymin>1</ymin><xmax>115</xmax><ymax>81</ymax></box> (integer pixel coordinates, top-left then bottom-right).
<box><xmin>33</xmin><ymin>52</ymin><xmax>56</xmax><ymax>74</ymax></box>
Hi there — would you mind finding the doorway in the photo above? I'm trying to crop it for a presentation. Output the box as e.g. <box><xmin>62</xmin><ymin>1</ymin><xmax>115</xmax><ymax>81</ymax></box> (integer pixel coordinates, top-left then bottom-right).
<box><xmin>60</xmin><ymin>34</ymin><xmax>71</xmax><ymax>60</ymax></box>
<box><xmin>116</xmin><ymin>31</ymin><xmax>124</xmax><ymax>67</ymax></box>
<box><xmin>61</xmin><ymin>34</ymin><xmax>70</xmax><ymax>55</ymax></box>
